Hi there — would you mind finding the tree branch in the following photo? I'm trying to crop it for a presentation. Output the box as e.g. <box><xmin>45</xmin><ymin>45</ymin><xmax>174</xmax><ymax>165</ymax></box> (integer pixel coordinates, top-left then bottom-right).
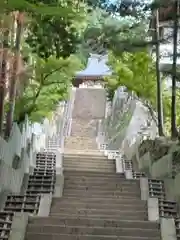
<box><xmin>43</xmin><ymin>65</ymin><xmax>67</xmax><ymax>81</ymax></box>
<box><xmin>134</xmin><ymin>96</ymin><xmax>158</xmax><ymax>126</ymax></box>
<box><xmin>43</xmin><ymin>81</ymin><xmax>64</xmax><ymax>86</ymax></box>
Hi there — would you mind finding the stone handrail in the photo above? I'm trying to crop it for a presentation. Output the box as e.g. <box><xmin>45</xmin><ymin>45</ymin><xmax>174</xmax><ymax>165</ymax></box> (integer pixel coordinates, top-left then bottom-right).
<box><xmin>63</xmin><ymin>87</ymin><xmax>76</xmax><ymax>137</ymax></box>
<box><xmin>44</xmin><ymin>87</ymin><xmax>77</xmax><ymax>170</ymax></box>
<box><xmin>96</xmin><ymin>87</ymin><xmax>136</xmax><ymax>151</ymax></box>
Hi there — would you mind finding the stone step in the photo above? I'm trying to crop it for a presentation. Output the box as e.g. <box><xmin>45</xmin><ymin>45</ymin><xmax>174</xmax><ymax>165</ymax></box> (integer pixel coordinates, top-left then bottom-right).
<box><xmin>64</xmin><ymin>143</ymin><xmax>98</xmax><ymax>148</ymax></box>
<box><xmin>63</xmin><ymin>166</ymin><xmax>115</xmax><ymax>171</ymax></box>
<box><xmin>65</xmin><ymin>140</ymin><xmax>97</xmax><ymax>145</ymax></box>
<box><xmin>64</xmin><ymin>167</ymin><xmax>115</xmax><ymax>173</ymax></box>
<box><xmin>65</xmin><ymin>146</ymin><xmax>98</xmax><ymax>151</ymax></box>
<box><xmin>63</xmin><ymin>186</ymin><xmax>139</xmax><ymax>194</ymax></box>
<box><xmin>61</xmin><ymin>194</ymin><xmax>140</xmax><ymax>201</ymax></box>
<box><xmin>25</xmin><ymin>232</ymin><xmax>160</xmax><ymax>240</ymax></box>
<box><xmin>64</xmin><ymin>160</ymin><xmax>111</xmax><ymax>164</ymax></box>
<box><xmin>64</xmin><ymin>155</ymin><xmax>109</xmax><ymax>159</ymax></box>
<box><xmin>52</xmin><ymin>196</ymin><xmax>145</xmax><ymax>205</ymax></box>
<box><xmin>63</xmin><ymin>182</ymin><xmax>140</xmax><ymax>189</ymax></box>
<box><xmin>64</xmin><ymin>178</ymin><xmax>138</xmax><ymax>185</ymax></box>
<box><xmin>29</xmin><ymin>216</ymin><xmax>159</xmax><ymax>230</ymax></box>
<box><xmin>70</xmin><ymin>119</ymin><xmax>97</xmax><ymax>137</ymax></box>
<box><xmin>50</xmin><ymin>202</ymin><xmax>146</xmax><ymax>211</ymax></box>
<box><xmin>63</xmin><ymin>158</ymin><xmax>115</xmax><ymax>166</ymax></box>
<box><xmin>64</xmin><ymin>155</ymin><xmax>108</xmax><ymax>159</ymax></box>
<box><xmin>64</xmin><ymin>171</ymin><xmax>124</xmax><ymax>177</ymax></box>
<box><xmin>63</xmin><ymin>189</ymin><xmax>140</xmax><ymax>197</ymax></box>
<box><xmin>71</xmin><ymin>88</ymin><xmax>106</xmax><ymax>119</ymax></box>
<box><xmin>64</xmin><ymin>144</ymin><xmax>98</xmax><ymax>148</ymax></box>
<box><xmin>63</xmin><ymin>194</ymin><xmax>140</xmax><ymax>201</ymax></box>
<box><xmin>26</xmin><ymin>225</ymin><xmax>160</xmax><ymax>238</ymax></box>
<box><xmin>65</xmin><ymin>136</ymin><xmax>97</xmax><ymax>141</ymax></box>
<box><xmin>49</xmin><ymin>213</ymin><xmax>147</xmax><ymax>221</ymax></box>
<box><xmin>63</xmin><ymin>164</ymin><xmax>115</xmax><ymax>169</ymax></box>
<box><xmin>65</xmin><ymin>137</ymin><xmax>98</xmax><ymax>150</ymax></box>
<box><xmin>64</xmin><ymin>181</ymin><xmax>139</xmax><ymax>188</ymax></box>
<box><xmin>64</xmin><ymin>182</ymin><xmax>138</xmax><ymax>189</ymax></box>
<box><xmin>50</xmin><ymin>208</ymin><xmax>146</xmax><ymax>218</ymax></box>
<box><xmin>64</xmin><ymin>150</ymin><xmax>104</xmax><ymax>156</ymax></box>
<box><xmin>70</xmin><ymin>130</ymin><xmax>96</xmax><ymax>137</ymax></box>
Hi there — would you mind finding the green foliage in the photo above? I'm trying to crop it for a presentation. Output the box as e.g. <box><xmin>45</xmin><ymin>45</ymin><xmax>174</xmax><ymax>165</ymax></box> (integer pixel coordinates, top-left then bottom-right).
<box><xmin>105</xmin><ymin>50</ymin><xmax>157</xmax><ymax>108</ymax></box>
<box><xmin>105</xmin><ymin>49</ymin><xmax>180</xmax><ymax>135</ymax></box>
<box><xmin>14</xmin><ymin>55</ymin><xmax>83</xmax><ymax>122</ymax></box>
<box><xmin>25</xmin><ymin>0</ymin><xmax>88</xmax><ymax>60</ymax></box>
<box><xmin>80</xmin><ymin>7</ymin><xmax>148</xmax><ymax>55</ymax></box>
<box><xmin>105</xmin><ymin>86</ymin><xmax>116</xmax><ymax>102</ymax></box>
<box><xmin>0</xmin><ymin>0</ymin><xmax>85</xmax><ymax>18</ymax></box>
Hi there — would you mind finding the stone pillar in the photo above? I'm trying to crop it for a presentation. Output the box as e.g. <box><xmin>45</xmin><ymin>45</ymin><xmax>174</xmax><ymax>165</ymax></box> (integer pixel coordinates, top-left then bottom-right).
<box><xmin>37</xmin><ymin>194</ymin><xmax>52</xmax><ymax>217</ymax></box>
<box><xmin>160</xmin><ymin>218</ymin><xmax>177</xmax><ymax>240</ymax></box>
<box><xmin>147</xmin><ymin>197</ymin><xmax>159</xmax><ymax>222</ymax></box>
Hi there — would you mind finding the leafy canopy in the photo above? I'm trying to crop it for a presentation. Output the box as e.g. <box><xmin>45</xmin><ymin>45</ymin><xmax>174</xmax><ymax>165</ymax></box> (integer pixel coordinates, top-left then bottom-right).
<box><xmin>25</xmin><ymin>0</ymin><xmax>88</xmax><ymax>60</ymax></box>
<box><xmin>105</xmin><ymin>50</ymin><xmax>157</xmax><ymax>108</ymax></box>
<box><xmin>80</xmin><ymin>6</ymin><xmax>148</xmax><ymax>56</ymax></box>
<box><xmin>14</xmin><ymin>55</ymin><xmax>83</xmax><ymax>122</ymax></box>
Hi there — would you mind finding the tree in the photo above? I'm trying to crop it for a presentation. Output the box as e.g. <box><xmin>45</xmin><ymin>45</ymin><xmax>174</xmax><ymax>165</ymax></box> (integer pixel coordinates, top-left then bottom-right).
<box><xmin>81</xmin><ymin>7</ymin><xmax>148</xmax><ymax>55</ymax></box>
<box><xmin>25</xmin><ymin>0</ymin><xmax>87</xmax><ymax>60</ymax></box>
<box><xmin>82</xmin><ymin>0</ymin><xmax>176</xmax><ymax>59</ymax></box>
<box><xmin>0</xmin><ymin>0</ymin><xmax>87</xmax><ymax>137</ymax></box>
<box><xmin>5</xmin><ymin>12</ymin><xmax>24</xmax><ymax>137</ymax></box>
<box><xmin>14</xmin><ymin>55</ymin><xmax>83</xmax><ymax>123</ymax></box>
<box><xmin>85</xmin><ymin>0</ymin><xmax>147</xmax><ymax>18</ymax></box>
<box><xmin>171</xmin><ymin>0</ymin><xmax>179</xmax><ymax>139</ymax></box>
<box><xmin>105</xmin><ymin>50</ymin><xmax>158</xmax><ymax>124</ymax></box>
<box><xmin>104</xmin><ymin>0</ymin><xmax>147</xmax><ymax>18</ymax></box>
<box><xmin>0</xmin><ymin>14</ymin><xmax>11</xmax><ymax>135</ymax></box>
<box><xmin>163</xmin><ymin>90</ymin><xmax>180</xmax><ymax>135</ymax></box>
<box><xmin>154</xmin><ymin>9</ymin><xmax>164</xmax><ymax>136</ymax></box>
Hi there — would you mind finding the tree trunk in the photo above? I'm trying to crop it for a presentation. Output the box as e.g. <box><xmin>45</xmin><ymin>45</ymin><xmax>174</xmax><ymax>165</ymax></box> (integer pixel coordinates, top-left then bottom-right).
<box><xmin>5</xmin><ymin>12</ymin><xmax>23</xmax><ymax>138</ymax></box>
<box><xmin>171</xmin><ymin>0</ymin><xmax>179</xmax><ymax>139</ymax></box>
<box><xmin>0</xmin><ymin>27</ymin><xmax>9</xmax><ymax>136</ymax></box>
<box><xmin>154</xmin><ymin>9</ymin><xmax>164</xmax><ymax>136</ymax></box>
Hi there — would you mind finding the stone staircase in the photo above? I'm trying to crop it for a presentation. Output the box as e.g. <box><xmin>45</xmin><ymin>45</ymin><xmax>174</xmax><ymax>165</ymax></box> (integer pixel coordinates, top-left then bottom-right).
<box><xmin>72</xmin><ymin>88</ymin><xmax>106</xmax><ymax>119</ymax></box>
<box><xmin>65</xmin><ymin>88</ymin><xmax>106</xmax><ymax>151</ymax></box>
<box><xmin>24</xmin><ymin>87</ymin><xmax>162</xmax><ymax>240</ymax></box>
<box><xmin>63</xmin><ymin>153</ymin><xmax>116</xmax><ymax>172</ymax></box>
<box><xmin>25</xmin><ymin>152</ymin><xmax>161</xmax><ymax>240</ymax></box>
<box><xmin>70</xmin><ymin>119</ymin><xmax>97</xmax><ymax>137</ymax></box>
<box><xmin>65</xmin><ymin>136</ymin><xmax>98</xmax><ymax>150</ymax></box>
<box><xmin>2</xmin><ymin>87</ymin><xmax>179</xmax><ymax>240</ymax></box>
<box><xmin>0</xmin><ymin>151</ymin><xmax>57</xmax><ymax>240</ymax></box>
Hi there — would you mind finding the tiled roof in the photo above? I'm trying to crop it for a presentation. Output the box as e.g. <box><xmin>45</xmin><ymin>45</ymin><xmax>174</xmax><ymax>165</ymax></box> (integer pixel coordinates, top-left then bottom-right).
<box><xmin>76</xmin><ymin>54</ymin><xmax>111</xmax><ymax>77</ymax></box>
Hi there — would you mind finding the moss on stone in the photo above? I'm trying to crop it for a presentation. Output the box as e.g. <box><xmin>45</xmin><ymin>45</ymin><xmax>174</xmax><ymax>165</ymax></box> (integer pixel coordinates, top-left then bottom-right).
<box><xmin>138</xmin><ymin>137</ymin><xmax>176</xmax><ymax>163</ymax></box>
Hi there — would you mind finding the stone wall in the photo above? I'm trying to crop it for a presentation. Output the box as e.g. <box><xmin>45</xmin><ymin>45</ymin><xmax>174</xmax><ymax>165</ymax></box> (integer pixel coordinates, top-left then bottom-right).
<box><xmin>0</xmin><ymin>101</ymin><xmax>66</xmax><ymax>207</ymax></box>
<box><xmin>131</xmin><ymin>136</ymin><xmax>180</xmax><ymax>203</ymax></box>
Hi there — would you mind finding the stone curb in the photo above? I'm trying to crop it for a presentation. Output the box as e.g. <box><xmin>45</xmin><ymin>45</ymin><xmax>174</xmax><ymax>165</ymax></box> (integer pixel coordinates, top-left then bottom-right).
<box><xmin>37</xmin><ymin>193</ymin><xmax>52</xmax><ymax>217</ymax></box>
<box><xmin>160</xmin><ymin>217</ymin><xmax>177</xmax><ymax>240</ymax></box>
<box><xmin>147</xmin><ymin>197</ymin><xmax>159</xmax><ymax>222</ymax></box>
<box><xmin>140</xmin><ymin>177</ymin><xmax>149</xmax><ymax>201</ymax></box>
<box><xmin>9</xmin><ymin>212</ymin><xmax>29</xmax><ymax>240</ymax></box>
